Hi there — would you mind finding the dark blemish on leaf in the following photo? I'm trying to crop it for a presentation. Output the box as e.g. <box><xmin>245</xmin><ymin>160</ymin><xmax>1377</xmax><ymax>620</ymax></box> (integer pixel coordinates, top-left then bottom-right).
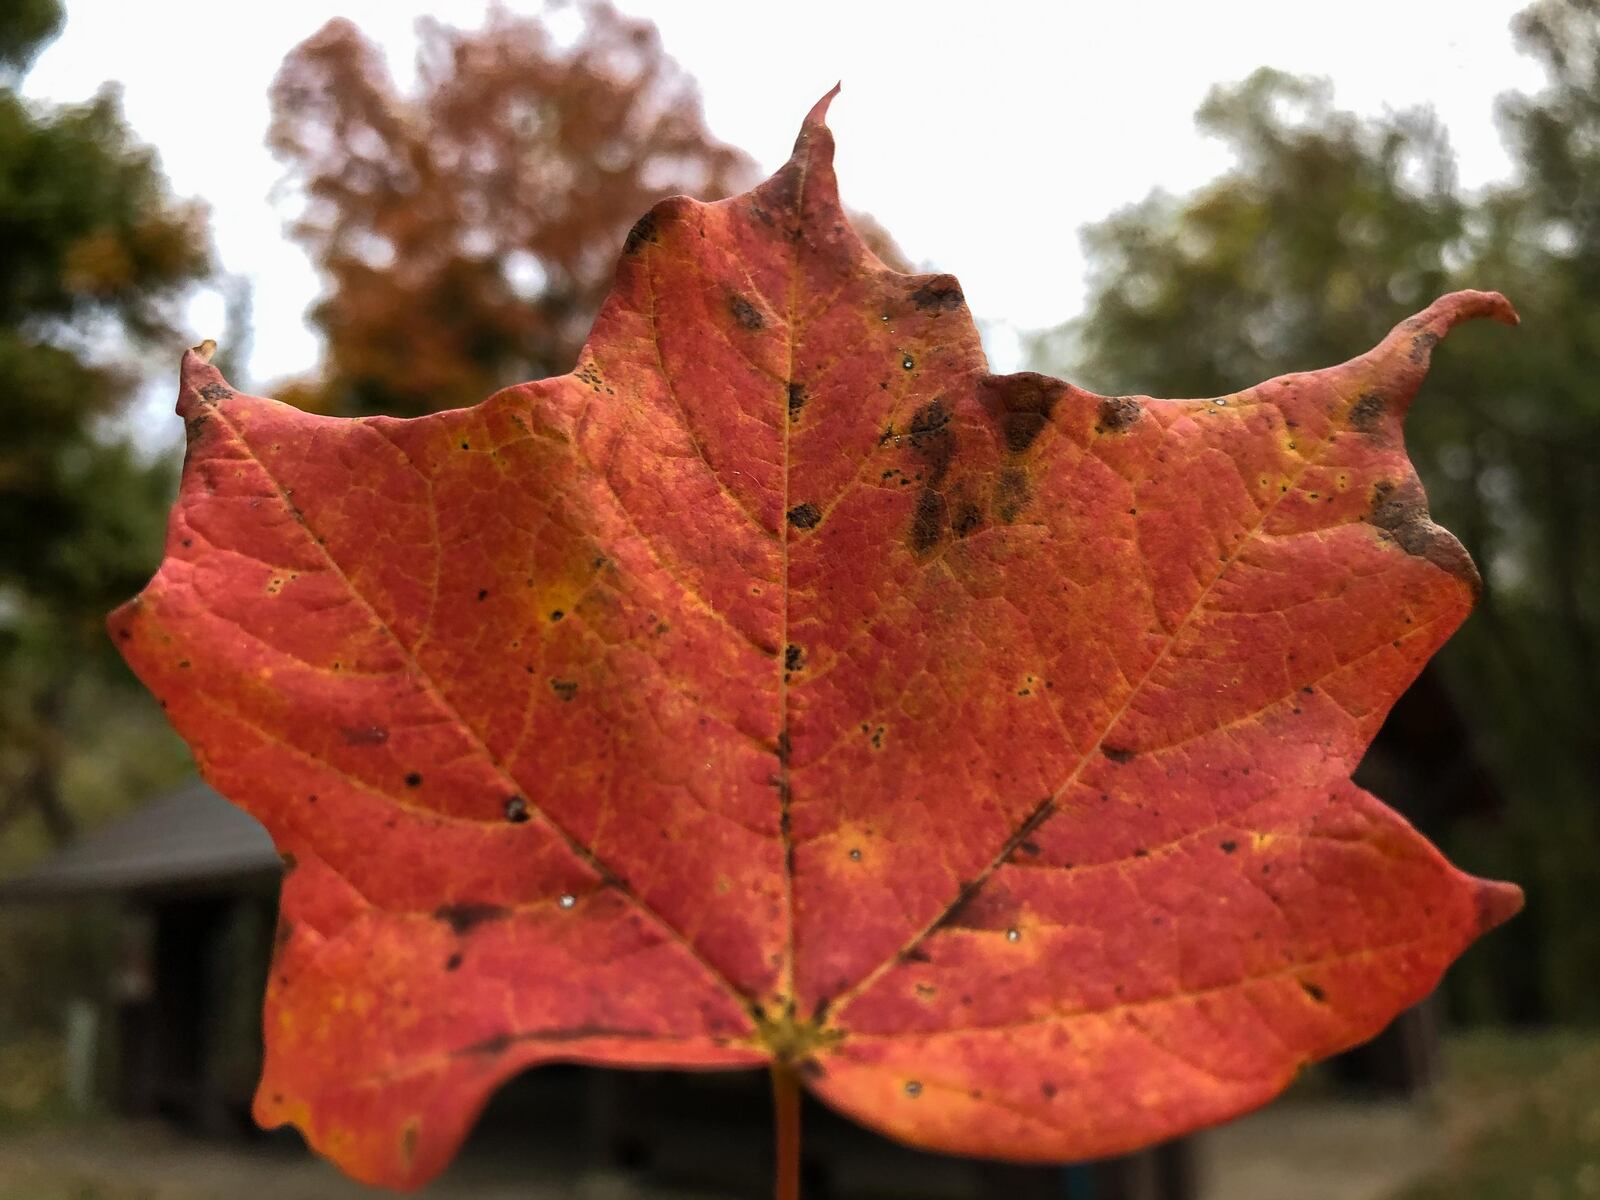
<box><xmin>1133</xmin><ymin>848</ymin><xmax>1149</xmax><ymax>858</ymax></box>
<box><xmin>1300</xmin><ymin>980</ymin><xmax>1327</xmax><ymax>1003</ymax></box>
<box><xmin>274</xmin><ymin>919</ymin><xmax>293</xmax><ymax>950</ymax></box>
<box><xmin>198</xmin><ymin>382</ymin><xmax>232</xmax><ymax>403</ymax></box>
<box><xmin>1409</xmin><ymin>331</ymin><xmax>1440</xmax><ymax>364</ymax></box>
<box><xmin>341</xmin><ymin>724</ymin><xmax>388</xmax><ymax>746</ymax></box>
<box><xmin>787</xmin><ymin>382</ymin><xmax>806</xmax><ymax>421</ymax></box>
<box><xmin>985</xmin><ymin>374</ymin><xmax>1063</xmax><ymax>452</ymax></box>
<box><xmin>728</xmin><ymin>293</ymin><xmax>764</xmax><ymax>331</ymax></box>
<box><xmin>909</xmin><ymin>278</ymin><xmax>965</xmax><ymax>311</ymax></box>
<box><xmin>178</xmin><ymin>659</ymin><xmax>191</xmax><ymax>670</ymax></box>
<box><xmin>994</xmin><ymin>466</ymin><xmax>1030</xmax><ymax>522</ymax></box>
<box><xmin>435</xmin><ymin>903</ymin><xmax>510</xmax><ymax>935</ymax></box>
<box><xmin>787</xmin><ymin>502</ymin><xmax>821</xmax><ymax>530</ymax></box>
<box><xmin>1220</xmin><ymin>840</ymin><xmax>1238</xmax><ymax>854</ymax></box>
<box><xmin>952</xmin><ymin>500</ymin><xmax>982</xmax><ymax>537</ymax></box>
<box><xmin>784</xmin><ymin>644</ymin><xmax>804</xmax><ymax>672</ymax></box>
<box><xmin>477</xmin><ymin>588</ymin><xmax>489</xmax><ymax>601</ymax></box>
<box><xmin>1019</xmin><ymin>841</ymin><xmax>1041</xmax><ymax>856</ymax></box>
<box><xmin>280</xmin><ymin>852</ymin><xmax>297</xmax><ymax>873</ymax></box>
<box><xmin>505</xmin><ymin>795</ymin><xmax>530</xmax><ymax>823</ymax></box>
<box><xmin>623</xmin><ymin>209</ymin><xmax>659</xmax><ymax>254</ymax></box>
<box><xmin>445</xmin><ymin>953</ymin><xmax>463</xmax><ymax>972</ymax></box>
<box><xmin>116</xmin><ymin>627</ymin><xmax>131</xmax><ymax>641</ymax></box>
<box><xmin>1367</xmin><ymin>479</ymin><xmax>1482</xmax><ymax>594</ymax></box>
<box><xmin>775</xmin><ymin>729</ymin><xmax>791</xmax><ymax>765</ymax></box>
<box><xmin>1096</xmin><ymin>395</ymin><xmax>1142</xmax><ymax>433</ymax></box>
<box><xmin>306</xmin><ymin>793</ymin><xmax>318</xmax><ymax>805</ymax></box>
<box><xmin>1102</xmin><ymin>745</ymin><xmax>1135</xmax><ymax>764</ymax></box>
<box><xmin>901</xmin><ymin>353</ymin><xmax>915</xmax><ymax>370</ymax></box>
<box><xmin>901</xmin><ymin>945</ymin><xmax>933</xmax><ymax>964</ymax></box>
<box><xmin>550</xmin><ymin>610</ymin><xmax>564</xmax><ymax>621</ymax></box>
<box><xmin>906</xmin><ymin>398</ymin><xmax>955</xmax><ymax>482</ymax></box>
<box><xmin>1349</xmin><ymin>391</ymin><xmax>1386</xmax><ymax>432</ymax></box>
<box><xmin>869</xmin><ymin>725</ymin><xmax>885</xmax><ymax>749</ymax></box>
<box><xmin>909</xmin><ymin>487</ymin><xmax>947</xmax><ymax>554</ymax></box>
<box><xmin>405</xmin><ymin>772</ymin><xmax>423</xmax><ymax>788</ymax></box>
<box><xmin>1041</xmin><ymin>1082</ymin><xmax>1057</xmax><ymax>1099</ymax></box>
<box><xmin>457</xmin><ymin>1032</ymin><xmax>515</xmax><ymax>1057</ymax></box>
<box><xmin>550</xmin><ymin>679</ymin><xmax>578</xmax><ymax>702</ymax></box>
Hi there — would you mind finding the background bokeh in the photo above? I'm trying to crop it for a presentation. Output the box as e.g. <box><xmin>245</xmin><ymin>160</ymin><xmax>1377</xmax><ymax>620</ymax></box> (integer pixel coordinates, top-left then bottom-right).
<box><xmin>0</xmin><ymin>1</ymin><xmax>1596</xmax><ymax>1198</ymax></box>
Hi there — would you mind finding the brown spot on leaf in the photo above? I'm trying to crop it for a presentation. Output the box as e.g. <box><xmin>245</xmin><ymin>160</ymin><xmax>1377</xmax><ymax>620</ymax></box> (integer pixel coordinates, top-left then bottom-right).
<box><xmin>1096</xmin><ymin>395</ymin><xmax>1142</xmax><ymax>433</ymax></box>
<box><xmin>909</xmin><ymin>277</ymin><xmax>965</xmax><ymax>311</ymax></box>
<box><xmin>456</xmin><ymin>1032</ymin><xmax>516</xmax><ymax>1057</ymax></box>
<box><xmin>1409</xmin><ymin>331</ymin><xmax>1440</xmax><ymax>364</ymax></box>
<box><xmin>787</xmin><ymin>382</ymin><xmax>806</xmax><ymax>421</ymax></box>
<box><xmin>1102</xmin><ymin>745</ymin><xmax>1135</xmax><ymax>764</ymax></box>
<box><xmin>505</xmin><ymin>795</ymin><xmax>530</xmax><ymax>823</ymax></box>
<box><xmin>906</xmin><ymin>398</ymin><xmax>955</xmax><ymax>483</ymax></box>
<box><xmin>787</xmin><ymin>502</ymin><xmax>821</xmax><ymax>530</ymax></box>
<box><xmin>1368</xmin><ymin>480</ymin><xmax>1481</xmax><ymax>595</ymax></box>
<box><xmin>952</xmin><ymin>500</ymin><xmax>983</xmax><ymax>537</ymax></box>
<box><xmin>909</xmin><ymin>487</ymin><xmax>947</xmax><ymax>554</ymax></box>
<box><xmin>983</xmin><ymin>373</ymin><xmax>1064</xmax><ymax>453</ymax></box>
<box><xmin>728</xmin><ymin>293</ymin><xmax>764</xmax><ymax>331</ymax></box>
<box><xmin>550</xmin><ymin>679</ymin><xmax>578</xmax><ymax>702</ymax></box>
<box><xmin>435</xmin><ymin>903</ymin><xmax>510</xmax><ymax>935</ymax></box>
<box><xmin>198</xmin><ymin>382</ymin><xmax>232</xmax><ymax>403</ymax></box>
<box><xmin>623</xmin><ymin>209</ymin><xmax>659</xmax><ymax>254</ymax></box>
<box><xmin>994</xmin><ymin>467</ymin><xmax>1030</xmax><ymax>522</ymax></box>
<box><xmin>1349</xmin><ymin>391</ymin><xmax>1387</xmax><ymax>433</ymax></box>
<box><xmin>784</xmin><ymin>644</ymin><xmax>805</xmax><ymax>672</ymax></box>
<box><xmin>1300</xmin><ymin>980</ymin><xmax>1327</xmax><ymax>1003</ymax></box>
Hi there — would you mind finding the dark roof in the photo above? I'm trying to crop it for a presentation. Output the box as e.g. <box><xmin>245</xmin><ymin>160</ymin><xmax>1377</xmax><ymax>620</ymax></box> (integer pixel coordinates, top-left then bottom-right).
<box><xmin>0</xmin><ymin>781</ymin><xmax>279</xmax><ymax>901</ymax></box>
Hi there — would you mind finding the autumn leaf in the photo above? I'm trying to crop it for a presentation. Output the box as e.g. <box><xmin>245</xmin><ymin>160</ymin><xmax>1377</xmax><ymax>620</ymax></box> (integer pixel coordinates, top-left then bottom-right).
<box><xmin>111</xmin><ymin>89</ymin><xmax>1521</xmax><ymax>1190</ymax></box>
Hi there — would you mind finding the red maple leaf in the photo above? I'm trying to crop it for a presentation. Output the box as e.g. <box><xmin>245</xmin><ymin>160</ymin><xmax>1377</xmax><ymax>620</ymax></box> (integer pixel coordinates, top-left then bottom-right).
<box><xmin>111</xmin><ymin>91</ymin><xmax>1521</xmax><ymax>1190</ymax></box>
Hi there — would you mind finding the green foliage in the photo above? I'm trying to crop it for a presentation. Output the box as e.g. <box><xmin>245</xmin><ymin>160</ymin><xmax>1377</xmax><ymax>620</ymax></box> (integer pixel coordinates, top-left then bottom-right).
<box><xmin>0</xmin><ymin>2</ymin><xmax>209</xmax><ymax>883</ymax></box>
<box><xmin>1032</xmin><ymin>1</ymin><xmax>1600</xmax><ymax>1021</ymax></box>
<box><xmin>1396</xmin><ymin>1031</ymin><xmax>1600</xmax><ymax>1200</ymax></box>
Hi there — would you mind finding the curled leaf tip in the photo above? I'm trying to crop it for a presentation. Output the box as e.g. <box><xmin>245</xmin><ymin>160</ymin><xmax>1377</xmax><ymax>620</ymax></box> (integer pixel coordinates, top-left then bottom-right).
<box><xmin>193</xmin><ymin>338</ymin><xmax>218</xmax><ymax>362</ymax></box>
<box><xmin>1425</xmin><ymin>288</ymin><xmax>1519</xmax><ymax>330</ymax></box>
<box><xmin>806</xmin><ymin>83</ymin><xmax>842</xmax><ymax>128</ymax></box>
<box><xmin>1476</xmin><ymin>880</ymin><xmax>1525</xmax><ymax>933</ymax></box>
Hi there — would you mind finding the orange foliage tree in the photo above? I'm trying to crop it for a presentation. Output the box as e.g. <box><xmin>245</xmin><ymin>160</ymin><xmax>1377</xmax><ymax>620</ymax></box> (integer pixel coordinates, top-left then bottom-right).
<box><xmin>268</xmin><ymin>3</ymin><xmax>755</xmax><ymax>416</ymax></box>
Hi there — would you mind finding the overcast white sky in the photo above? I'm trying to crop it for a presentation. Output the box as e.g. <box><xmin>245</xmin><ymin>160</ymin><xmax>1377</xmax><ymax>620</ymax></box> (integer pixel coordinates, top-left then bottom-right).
<box><xmin>25</xmin><ymin>0</ymin><xmax>1545</xmax><ymax>384</ymax></box>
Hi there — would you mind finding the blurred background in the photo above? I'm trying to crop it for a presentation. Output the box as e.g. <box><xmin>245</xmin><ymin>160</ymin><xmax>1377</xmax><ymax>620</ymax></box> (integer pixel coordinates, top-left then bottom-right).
<box><xmin>0</xmin><ymin>0</ymin><xmax>1596</xmax><ymax>1197</ymax></box>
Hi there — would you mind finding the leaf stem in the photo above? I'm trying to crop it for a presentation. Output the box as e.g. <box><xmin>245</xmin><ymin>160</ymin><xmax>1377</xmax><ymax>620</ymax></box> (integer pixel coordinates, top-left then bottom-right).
<box><xmin>771</xmin><ymin>1060</ymin><xmax>802</xmax><ymax>1200</ymax></box>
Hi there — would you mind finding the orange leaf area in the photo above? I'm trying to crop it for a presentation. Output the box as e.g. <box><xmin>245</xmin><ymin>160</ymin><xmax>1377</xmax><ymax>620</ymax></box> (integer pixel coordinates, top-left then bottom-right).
<box><xmin>112</xmin><ymin>91</ymin><xmax>1521</xmax><ymax>1188</ymax></box>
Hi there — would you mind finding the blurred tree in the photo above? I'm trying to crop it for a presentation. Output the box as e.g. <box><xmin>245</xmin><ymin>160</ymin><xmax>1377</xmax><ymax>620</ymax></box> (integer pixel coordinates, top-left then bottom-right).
<box><xmin>271</xmin><ymin>3</ymin><xmax>909</xmax><ymax>419</ymax></box>
<box><xmin>0</xmin><ymin>0</ymin><xmax>213</xmax><ymax>852</ymax></box>
<box><xmin>1031</xmin><ymin>2</ymin><xmax>1600</xmax><ymax>1022</ymax></box>
<box><xmin>268</xmin><ymin>2</ymin><xmax>755</xmax><ymax>418</ymax></box>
